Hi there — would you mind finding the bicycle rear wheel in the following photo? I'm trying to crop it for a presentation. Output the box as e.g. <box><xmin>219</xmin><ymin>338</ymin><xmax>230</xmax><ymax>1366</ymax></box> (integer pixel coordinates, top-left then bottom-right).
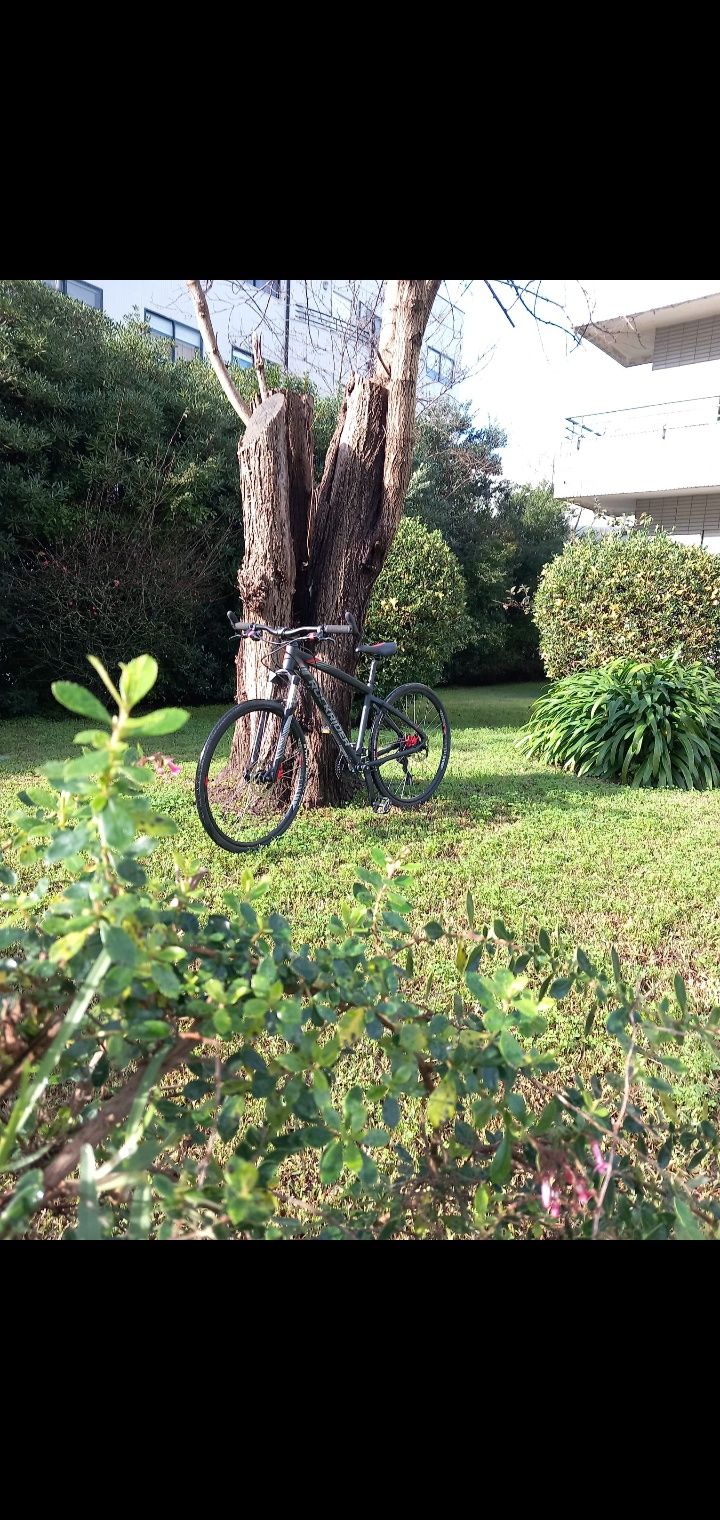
<box><xmin>369</xmin><ymin>684</ymin><xmax>451</xmax><ymax>808</ymax></box>
<box><xmin>195</xmin><ymin>700</ymin><xmax>307</xmax><ymax>852</ymax></box>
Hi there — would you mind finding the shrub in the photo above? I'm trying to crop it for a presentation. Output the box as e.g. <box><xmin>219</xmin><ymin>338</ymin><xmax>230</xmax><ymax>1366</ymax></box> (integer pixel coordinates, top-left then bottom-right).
<box><xmin>517</xmin><ymin>654</ymin><xmax>720</xmax><ymax>789</ymax></box>
<box><xmin>365</xmin><ymin>517</ymin><xmax>471</xmax><ymax>691</ymax></box>
<box><xmin>1</xmin><ymin>655</ymin><xmax>719</xmax><ymax>1240</ymax></box>
<box><xmin>533</xmin><ymin>528</ymin><xmax>720</xmax><ymax>680</ymax></box>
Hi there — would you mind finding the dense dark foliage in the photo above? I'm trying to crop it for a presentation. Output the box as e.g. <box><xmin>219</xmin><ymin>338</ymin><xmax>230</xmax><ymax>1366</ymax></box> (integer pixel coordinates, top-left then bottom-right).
<box><xmin>0</xmin><ymin>281</ymin><xmax>315</xmax><ymax>714</ymax></box>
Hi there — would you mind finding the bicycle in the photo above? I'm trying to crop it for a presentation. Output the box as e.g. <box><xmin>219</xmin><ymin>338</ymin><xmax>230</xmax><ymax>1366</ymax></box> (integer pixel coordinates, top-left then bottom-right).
<box><xmin>194</xmin><ymin>610</ymin><xmax>452</xmax><ymax>852</ymax></box>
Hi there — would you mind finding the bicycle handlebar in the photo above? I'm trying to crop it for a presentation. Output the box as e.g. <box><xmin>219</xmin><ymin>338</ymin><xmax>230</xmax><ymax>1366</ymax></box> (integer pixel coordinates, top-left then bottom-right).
<box><xmin>227</xmin><ymin>611</ymin><xmax>355</xmax><ymax>642</ymax></box>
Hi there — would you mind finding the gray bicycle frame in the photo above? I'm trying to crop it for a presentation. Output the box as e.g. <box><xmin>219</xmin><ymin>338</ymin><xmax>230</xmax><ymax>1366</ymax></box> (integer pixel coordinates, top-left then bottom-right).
<box><xmin>253</xmin><ymin>645</ymin><xmax>429</xmax><ymax>779</ymax></box>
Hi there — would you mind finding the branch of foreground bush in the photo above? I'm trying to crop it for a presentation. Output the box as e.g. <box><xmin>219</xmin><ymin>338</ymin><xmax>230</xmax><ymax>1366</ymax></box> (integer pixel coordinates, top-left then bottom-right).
<box><xmin>39</xmin><ymin>1032</ymin><xmax>200</xmax><ymax>1196</ymax></box>
<box><xmin>0</xmin><ymin>950</ymin><xmax>113</xmax><ymax>1168</ymax></box>
<box><xmin>591</xmin><ymin>1031</ymin><xmax>636</xmax><ymax>1240</ymax></box>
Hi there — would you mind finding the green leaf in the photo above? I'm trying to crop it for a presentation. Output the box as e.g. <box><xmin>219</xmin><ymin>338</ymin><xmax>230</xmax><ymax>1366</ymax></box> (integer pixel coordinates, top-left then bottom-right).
<box><xmin>87</xmin><ymin>655</ymin><xmax>122</xmax><ymax>706</ymax></box>
<box><xmin>673</xmin><ymin>1193</ymin><xmax>704</xmax><ymax>1240</ymax></box>
<box><xmin>119</xmin><ymin>655</ymin><xmax>158</xmax><ymax>710</ymax></box>
<box><xmin>45</xmin><ymin>822</ymin><xmax>94</xmax><ymax>861</ymax></box>
<box><xmin>131</xmin><ymin>1020</ymin><xmax>172</xmax><ymax>1040</ymax></box>
<box><xmin>343</xmin><ymin>1141</ymin><xmax>363</xmax><ymax>1173</ymax></box>
<box><xmin>48</xmin><ymin>927</ymin><xmax>93</xmax><ymax>964</ymax></box>
<box><xmin>51</xmin><ymin>681</ymin><xmax>111</xmax><ymax>725</ymax></box>
<box><xmin>549</xmin><ymin>977</ymin><xmax>573</xmax><ymax>1000</ymax></box>
<box><xmin>427</xmin><ymin>1073</ymin><xmax>457</xmax><ymax>1129</ymax></box>
<box><xmin>382</xmin><ymin>1096</ymin><xmax>401</xmax><ymax>1129</ymax></box>
<box><xmin>488</xmin><ymin>1129</ymin><xmax>512</xmax><ymax>1185</ymax></box>
<box><xmin>218</xmin><ymin>1095</ymin><xmax>246</xmax><ymax>1141</ymax></box>
<box><xmin>151</xmin><ymin>963</ymin><xmax>182</xmax><ymax>999</ymax></box>
<box><xmin>73</xmin><ymin>730</ymin><xmax>111</xmax><ymax>748</ymax></box>
<box><xmin>466</xmin><ymin>891</ymin><xmax>475</xmax><ymax>927</ymax></box>
<box><xmin>473</xmin><ymin>1184</ymin><xmax>489</xmax><ymax>1225</ymax></box>
<box><xmin>498</xmin><ymin>1029</ymin><xmax>526</xmax><ymax>1066</ymax></box>
<box><xmin>319</xmin><ymin>1138</ymin><xmax>344</xmax><ymax>1185</ymax></box>
<box><xmin>424</xmin><ymin>921</ymin><xmax>445</xmax><ymax>941</ymax></box>
<box><xmin>100</xmin><ymin>797</ymin><xmax>136</xmax><ymax>850</ymax></box>
<box><xmin>213</xmin><ymin>1008</ymin><xmax>232</xmax><ymax>1036</ymax></box>
<box><xmin>342</xmin><ymin>1086</ymin><xmax>366</xmax><ymax>1137</ymax></box>
<box><xmin>123</xmin><ymin>708</ymin><xmax>189</xmax><ymax>736</ymax></box>
<box><xmin>100</xmin><ymin>924</ymin><xmax>139</xmax><ymax>966</ymax></box>
<box><xmin>337</xmin><ymin>1007</ymin><xmax>366</xmax><ymax>1047</ymax></box>
<box><xmin>674</xmin><ymin>974</ymin><xmax>687</xmax><ymax>1014</ymax></box>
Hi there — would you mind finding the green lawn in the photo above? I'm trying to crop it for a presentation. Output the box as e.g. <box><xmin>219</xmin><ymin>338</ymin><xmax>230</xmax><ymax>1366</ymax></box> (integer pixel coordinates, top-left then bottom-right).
<box><xmin>3</xmin><ymin>683</ymin><xmax>719</xmax><ymax>1115</ymax></box>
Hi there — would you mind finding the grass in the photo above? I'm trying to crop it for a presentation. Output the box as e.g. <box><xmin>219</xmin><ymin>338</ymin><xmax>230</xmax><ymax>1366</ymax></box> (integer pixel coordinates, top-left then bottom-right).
<box><xmin>2</xmin><ymin>682</ymin><xmax>720</xmax><ymax>1118</ymax></box>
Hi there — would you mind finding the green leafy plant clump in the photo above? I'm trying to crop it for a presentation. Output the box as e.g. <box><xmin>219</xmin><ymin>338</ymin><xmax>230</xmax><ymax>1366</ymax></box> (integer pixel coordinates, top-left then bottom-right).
<box><xmin>533</xmin><ymin>527</ymin><xmax>720</xmax><ymax>680</ymax></box>
<box><xmin>517</xmin><ymin>654</ymin><xmax>720</xmax><ymax>789</ymax></box>
<box><xmin>1</xmin><ymin>655</ymin><xmax>719</xmax><ymax>1240</ymax></box>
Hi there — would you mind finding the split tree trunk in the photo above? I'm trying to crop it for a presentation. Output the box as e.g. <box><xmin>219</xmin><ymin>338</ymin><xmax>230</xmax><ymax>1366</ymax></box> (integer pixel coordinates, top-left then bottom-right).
<box><xmin>186</xmin><ymin>278</ymin><xmax>440</xmax><ymax>807</ymax></box>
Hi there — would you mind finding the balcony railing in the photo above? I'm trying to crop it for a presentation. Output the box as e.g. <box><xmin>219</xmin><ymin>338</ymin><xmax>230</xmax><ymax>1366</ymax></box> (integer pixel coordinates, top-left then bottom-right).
<box><xmin>557</xmin><ymin>395</ymin><xmax>720</xmax><ymax>504</ymax></box>
<box><xmin>565</xmin><ymin>394</ymin><xmax>720</xmax><ymax>448</ymax></box>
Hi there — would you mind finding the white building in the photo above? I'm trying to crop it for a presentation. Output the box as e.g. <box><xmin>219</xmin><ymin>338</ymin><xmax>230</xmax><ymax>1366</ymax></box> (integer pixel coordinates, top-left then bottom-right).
<box><xmin>42</xmin><ymin>278</ymin><xmax>465</xmax><ymax>401</ymax></box>
<box><xmin>555</xmin><ymin>291</ymin><xmax>720</xmax><ymax>545</ymax></box>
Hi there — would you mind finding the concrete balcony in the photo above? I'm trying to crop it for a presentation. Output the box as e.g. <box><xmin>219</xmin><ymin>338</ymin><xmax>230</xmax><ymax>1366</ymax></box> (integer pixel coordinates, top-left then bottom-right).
<box><xmin>556</xmin><ymin>395</ymin><xmax>720</xmax><ymax>516</ymax></box>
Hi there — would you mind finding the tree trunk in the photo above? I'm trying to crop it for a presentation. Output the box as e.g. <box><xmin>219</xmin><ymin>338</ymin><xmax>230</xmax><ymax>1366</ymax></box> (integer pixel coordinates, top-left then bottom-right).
<box><xmin>186</xmin><ymin>278</ymin><xmax>440</xmax><ymax>807</ymax></box>
<box><xmin>229</xmin><ymin>389</ymin><xmax>313</xmax><ymax>779</ymax></box>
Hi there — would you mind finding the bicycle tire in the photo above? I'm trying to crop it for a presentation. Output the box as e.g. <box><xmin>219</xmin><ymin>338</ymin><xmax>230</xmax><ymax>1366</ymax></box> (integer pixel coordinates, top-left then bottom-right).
<box><xmin>369</xmin><ymin>684</ymin><xmax>451</xmax><ymax>809</ymax></box>
<box><xmin>195</xmin><ymin>700</ymin><xmax>307</xmax><ymax>853</ymax></box>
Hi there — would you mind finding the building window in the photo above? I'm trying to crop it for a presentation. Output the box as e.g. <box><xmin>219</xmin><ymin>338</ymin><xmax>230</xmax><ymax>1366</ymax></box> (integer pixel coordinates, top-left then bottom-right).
<box><xmin>426</xmin><ymin>346</ymin><xmax>455</xmax><ymax>384</ymax></box>
<box><xmin>144</xmin><ymin>310</ymin><xmax>203</xmax><ymax>363</ymax></box>
<box><xmin>231</xmin><ymin>346</ymin><xmax>253</xmax><ymax>369</ymax></box>
<box><xmin>246</xmin><ymin>279</ymin><xmax>282</xmax><ymax>299</ymax></box>
<box><xmin>358</xmin><ymin>301</ymin><xmax>382</xmax><ymax>341</ymax></box>
<box><xmin>44</xmin><ymin>279</ymin><xmax>103</xmax><ymax>310</ymax></box>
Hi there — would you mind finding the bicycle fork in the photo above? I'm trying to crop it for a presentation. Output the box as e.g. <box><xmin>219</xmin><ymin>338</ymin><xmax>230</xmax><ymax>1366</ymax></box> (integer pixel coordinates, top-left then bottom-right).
<box><xmin>246</xmin><ymin>679</ymin><xmax>300</xmax><ymax>784</ymax></box>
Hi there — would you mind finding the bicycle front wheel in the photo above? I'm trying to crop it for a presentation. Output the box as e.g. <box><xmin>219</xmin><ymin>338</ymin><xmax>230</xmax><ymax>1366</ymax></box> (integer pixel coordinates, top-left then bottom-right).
<box><xmin>369</xmin><ymin>684</ymin><xmax>451</xmax><ymax>809</ymax></box>
<box><xmin>195</xmin><ymin>700</ymin><xmax>307</xmax><ymax>853</ymax></box>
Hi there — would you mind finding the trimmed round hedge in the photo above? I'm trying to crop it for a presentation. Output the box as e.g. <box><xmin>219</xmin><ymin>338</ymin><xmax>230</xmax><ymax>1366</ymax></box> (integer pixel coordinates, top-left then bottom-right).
<box><xmin>534</xmin><ymin>529</ymin><xmax>720</xmax><ymax>680</ymax></box>
<box><xmin>366</xmin><ymin>516</ymin><xmax>471</xmax><ymax>692</ymax></box>
<box><xmin>517</xmin><ymin>654</ymin><xmax>720</xmax><ymax>789</ymax></box>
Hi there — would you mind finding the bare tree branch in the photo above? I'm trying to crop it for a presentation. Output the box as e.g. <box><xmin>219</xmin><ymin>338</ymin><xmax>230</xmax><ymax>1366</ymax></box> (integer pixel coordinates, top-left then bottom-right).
<box><xmin>376</xmin><ymin>279</ymin><xmax>400</xmax><ymax>379</ymax></box>
<box><xmin>492</xmin><ymin>280</ymin><xmax>582</xmax><ymax>346</ymax></box>
<box><xmin>484</xmin><ymin>279</ymin><xmax>515</xmax><ymax>328</ymax></box>
<box><xmin>252</xmin><ymin>329</ymin><xmax>269</xmax><ymax>402</ymax></box>
<box><xmin>185</xmin><ymin>280</ymin><xmax>253</xmax><ymax>426</ymax></box>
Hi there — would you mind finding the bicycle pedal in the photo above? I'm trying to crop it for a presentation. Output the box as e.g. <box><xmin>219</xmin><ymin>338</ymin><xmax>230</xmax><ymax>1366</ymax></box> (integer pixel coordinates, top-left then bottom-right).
<box><xmin>373</xmin><ymin>797</ymin><xmax>392</xmax><ymax>816</ymax></box>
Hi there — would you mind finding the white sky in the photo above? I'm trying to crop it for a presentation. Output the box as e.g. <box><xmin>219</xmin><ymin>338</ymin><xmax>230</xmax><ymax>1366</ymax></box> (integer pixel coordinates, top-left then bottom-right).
<box><xmin>453</xmin><ymin>280</ymin><xmax>720</xmax><ymax>487</ymax></box>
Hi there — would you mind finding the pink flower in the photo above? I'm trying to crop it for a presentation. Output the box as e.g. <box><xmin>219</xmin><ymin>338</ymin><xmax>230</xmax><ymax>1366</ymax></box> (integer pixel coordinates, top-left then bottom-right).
<box><xmin>137</xmin><ymin>752</ymin><xmax>181</xmax><ymax>781</ymax></box>
<box><xmin>540</xmin><ymin>1176</ymin><xmax>562</xmax><ymax>1218</ymax></box>
<box><xmin>591</xmin><ymin>1141</ymin><xmax>610</xmax><ymax>1176</ymax></box>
